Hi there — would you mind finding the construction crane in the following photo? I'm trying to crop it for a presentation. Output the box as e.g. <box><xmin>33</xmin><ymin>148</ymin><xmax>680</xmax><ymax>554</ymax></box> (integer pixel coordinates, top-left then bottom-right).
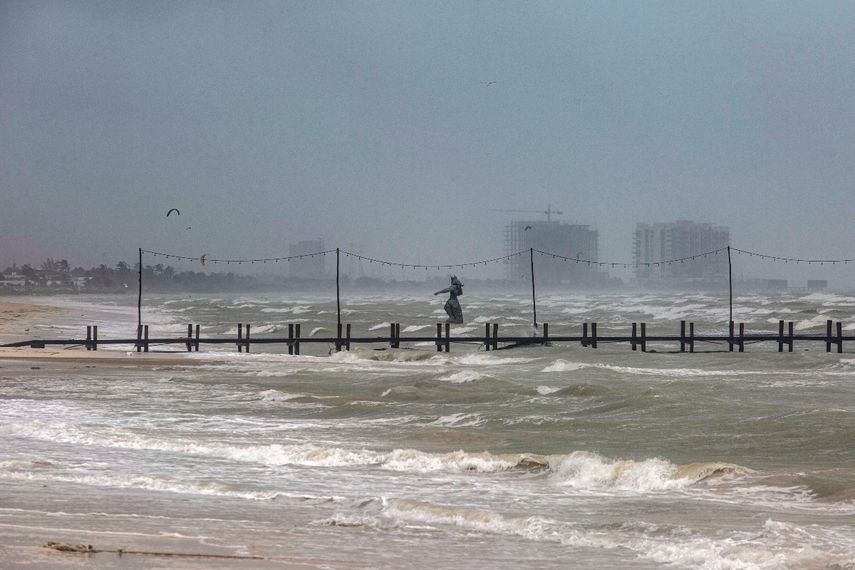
<box><xmin>488</xmin><ymin>205</ymin><xmax>564</xmax><ymax>222</ymax></box>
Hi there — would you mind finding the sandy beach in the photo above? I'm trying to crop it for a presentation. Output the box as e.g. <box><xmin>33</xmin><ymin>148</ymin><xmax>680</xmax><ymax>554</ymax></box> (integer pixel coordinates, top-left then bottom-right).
<box><xmin>0</xmin><ymin>299</ymin><xmax>70</xmax><ymax>338</ymax></box>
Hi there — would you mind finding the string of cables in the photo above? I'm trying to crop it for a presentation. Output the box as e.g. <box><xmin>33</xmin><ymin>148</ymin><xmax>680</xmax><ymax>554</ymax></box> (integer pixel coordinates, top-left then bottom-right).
<box><xmin>730</xmin><ymin>247</ymin><xmax>854</xmax><ymax>265</ymax></box>
<box><xmin>140</xmin><ymin>246</ymin><xmax>855</xmax><ymax>269</ymax></box>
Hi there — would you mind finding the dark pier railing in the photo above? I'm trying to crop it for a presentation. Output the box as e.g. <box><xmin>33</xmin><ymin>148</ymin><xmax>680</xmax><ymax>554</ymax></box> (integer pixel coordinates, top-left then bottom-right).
<box><xmin>2</xmin><ymin>319</ymin><xmax>852</xmax><ymax>354</ymax></box>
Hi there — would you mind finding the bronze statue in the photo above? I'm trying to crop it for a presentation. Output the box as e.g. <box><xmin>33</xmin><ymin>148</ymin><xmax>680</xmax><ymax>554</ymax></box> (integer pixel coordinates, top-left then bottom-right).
<box><xmin>435</xmin><ymin>275</ymin><xmax>464</xmax><ymax>323</ymax></box>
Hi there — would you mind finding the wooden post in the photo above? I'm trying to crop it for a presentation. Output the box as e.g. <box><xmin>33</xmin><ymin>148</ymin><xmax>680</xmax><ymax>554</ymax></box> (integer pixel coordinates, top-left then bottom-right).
<box><xmin>778</xmin><ymin>320</ymin><xmax>784</xmax><ymax>352</ymax></box>
<box><xmin>680</xmin><ymin>320</ymin><xmax>686</xmax><ymax>353</ymax></box>
<box><xmin>530</xmin><ymin>248</ymin><xmax>538</xmax><ymax>331</ymax></box>
<box><xmin>336</xmin><ymin>323</ymin><xmax>342</xmax><ymax>352</ymax></box>
<box><xmin>93</xmin><ymin>326</ymin><xmax>97</xmax><ymax>351</ymax></box>
<box><xmin>445</xmin><ymin>322</ymin><xmax>450</xmax><ymax>352</ymax></box>
<box><xmin>346</xmin><ymin>323</ymin><xmax>351</xmax><ymax>351</ymax></box>
<box><xmin>395</xmin><ymin>323</ymin><xmax>401</xmax><ymax>348</ymax></box>
<box><xmin>631</xmin><ymin>322</ymin><xmax>637</xmax><ymax>351</ymax></box>
<box><xmin>237</xmin><ymin>323</ymin><xmax>243</xmax><ymax>353</ymax></box>
<box><xmin>144</xmin><ymin>325</ymin><xmax>149</xmax><ymax>352</ymax></box>
<box><xmin>86</xmin><ymin>326</ymin><xmax>92</xmax><ymax>351</ymax></box>
<box><xmin>389</xmin><ymin>323</ymin><xmax>396</xmax><ymax>349</ymax></box>
<box><xmin>727</xmin><ymin>245</ymin><xmax>733</xmax><ymax>325</ymax></box>
<box><xmin>336</xmin><ymin>248</ymin><xmax>342</xmax><ymax>338</ymax></box>
<box><xmin>294</xmin><ymin>324</ymin><xmax>301</xmax><ymax>355</ymax></box>
<box><xmin>186</xmin><ymin>324</ymin><xmax>192</xmax><ymax>352</ymax></box>
<box><xmin>543</xmin><ymin>323</ymin><xmax>549</xmax><ymax>344</ymax></box>
<box><xmin>738</xmin><ymin>323</ymin><xmax>745</xmax><ymax>352</ymax></box>
<box><xmin>640</xmin><ymin>322</ymin><xmax>647</xmax><ymax>352</ymax></box>
<box><xmin>485</xmin><ymin>322</ymin><xmax>490</xmax><ymax>351</ymax></box>
<box><xmin>195</xmin><ymin>324</ymin><xmax>200</xmax><ymax>351</ymax></box>
<box><xmin>788</xmin><ymin>321</ymin><xmax>794</xmax><ymax>352</ymax></box>
<box><xmin>492</xmin><ymin>323</ymin><xmax>498</xmax><ymax>350</ymax></box>
<box><xmin>436</xmin><ymin>323</ymin><xmax>442</xmax><ymax>352</ymax></box>
<box><xmin>689</xmin><ymin>322</ymin><xmax>695</xmax><ymax>353</ymax></box>
<box><xmin>826</xmin><ymin>320</ymin><xmax>832</xmax><ymax>353</ymax></box>
<box><xmin>582</xmin><ymin>322</ymin><xmax>588</xmax><ymax>347</ymax></box>
<box><xmin>245</xmin><ymin>324</ymin><xmax>251</xmax><ymax>353</ymax></box>
<box><xmin>836</xmin><ymin>321</ymin><xmax>843</xmax><ymax>353</ymax></box>
<box><xmin>136</xmin><ymin>324</ymin><xmax>142</xmax><ymax>353</ymax></box>
<box><xmin>591</xmin><ymin>322</ymin><xmax>598</xmax><ymax>349</ymax></box>
<box><xmin>288</xmin><ymin>324</ymin><xmax>294</xmax><ymax>355</ymax></box>
<box><xmin>729</xmin><ymin>321</ymin><xmax>734</xmax><ymax>352</ymax></box>
<box><xmin>138</xmin><ymin>247</ymin><xmax>142</xmax><ymax>334</ymax></box>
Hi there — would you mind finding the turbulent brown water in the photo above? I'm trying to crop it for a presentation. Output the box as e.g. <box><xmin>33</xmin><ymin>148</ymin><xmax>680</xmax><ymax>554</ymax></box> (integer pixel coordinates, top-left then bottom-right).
<box><xmin>1</xmin><ymin>292</ymin><xmax>854</xmax><ymax>568</ymax></box>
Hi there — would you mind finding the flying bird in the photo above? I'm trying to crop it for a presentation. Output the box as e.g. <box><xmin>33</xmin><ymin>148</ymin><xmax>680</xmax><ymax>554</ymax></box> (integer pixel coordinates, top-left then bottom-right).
<box><xmin>166</xmin><ymin>208</ymin><xmax>180</xmax><ymax>217</ymax></box>
<box><xmin>524</xmin><ymin>225</ymin><xmax>532</xmax><ymax>231</ymax></box>
<box><xmin>482</xmin><ymin>81</ymin><xmax>497</xmax><ymax>86</ymax></box>
<box><xmin>200</xmin><ymin>253</ymin><xmax>208</xmax><ymax>266</ymax></box>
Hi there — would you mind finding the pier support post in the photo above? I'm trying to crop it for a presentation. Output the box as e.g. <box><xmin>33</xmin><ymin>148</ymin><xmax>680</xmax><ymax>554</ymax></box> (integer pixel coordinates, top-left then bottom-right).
<box><xmin>86</xmin><ymin>326</ymin><xmax>92</xmax><ymax>351</ymax></box>
<box><xmin>436</xmin><ymin>323</ymin><xmax>442</xmax><ymax>352</ymax></box>
<box><xmin>195</xmin><ymin>324</ymin><xmax>200</xmax><ymax>351</ymax></box>
<box><xmin>826</xmin><ymin>320</ymin><xmax>833</xmax><ymax>353</ymax></box>
<box><xmin>186</xmin><ymin>324</ymin><xmax>193</xmax><ymax>352</ymax></box>
<box><xmin>591</xmin><ymin>322</ymin><xmax>598</xmax><ymax>349</ymax></box>
<box><xmin>836</xmin><ymin>321</ymin><xmax>843</xmax><ymax>353</ymax></box>
<box><xmin>245</xmin><ymin>324</ymin><xmax>251</xmax><ymax>353</ymax></box>
<box><xmin>390</xmin><ymin>323</ymin><xmax>396</xmax><ymax>349</ymax></box>
<box><xmin>336</xmin><ymin>323</ymin><xmax>342</xmax><ymax>352</ymax></box>
<box><xmin>294</xmin><ymin>324</ymin><xmax>301</xmax><ymax>355</ymax></box>
<box><xmin>640</xmin><ymin>323</ymin><xmax>647</xmax><ymax>352</ymax></box>
<box><xmin>288</xmin><ymin>324</ymin><xmax>294</xmax><ymax>355</ymax></box>
<box><xmin>689</xmin><ymin>322</ymin><xmax>695</xmax><ymax>353</ymax></box>
<box><xmin>680</xmin><ymin>320</ymin><xmax>686</xmax><ymax>353</ymax></box>
<box><xmin>136</xmin><ymin>325</ymin><xmax>142</xmax><ymax>353</ymax></box>
<box><xmin>729</xmin><ymin>321</ymin><xmax>735</xmax><ymax>352</ymax></box>
<box><xmin>485</xmin><ymin>323</ymin><xmax>490</xmax><ymax>351</ymax></box>
<box><xmin>238</xmin><ymin>323</ymin><xmax>243</xmax><ymax>353</ymax></box>
<box><xmin>395</xmin><ymin>323</ymin><xmax>401</xmax><ymax>348</ymax></box>
<box><xmin>788</xmin><ymin>321</ymin><xmax>794</xmax><ymax>352</ymax></box>
<box><xmin>92</xmin><ymin>326</ymin><xmax>97</xmax><ymax>351</ymax></box>
<box><xmin>778</xmin><ymin>320</ymin><xmax>784</xmax><ymax>352</ymax></box>
<box><xmin>144</xmin><ymin>325</ymin><xmax>149</xmax><ymax>352</ymax></box>
<box><xmin>739</xmin><ymin>323</ymin><xmax>745</xmax><ymax>352</ymax></box>
<box><xmin>445</xmin><ymin>323</ymin><xmax>450</xmax><ymax>352</ymax></box>
<box><xmin>582</xmin><ymin>323</ymin><xmax>588</xmax><ymax>347</ymax></box>
<box><xmin>346</xmin><ymin>323</ymin><xmax>351</xmax><ymax>351</ymax></box>
<box><xmin>492</xmin><ymin>323</ymin><xmax>499</xmax><ymax>350</ymax></box>
<box><xmin>543</xmin><ymin>323</ymin><xmax>549</xmax><ymax>344</ymax></box>
<box><xmin>631</xmin><ymin>323</ymin><xmax>637</xmax><ymax>351</ymax></box>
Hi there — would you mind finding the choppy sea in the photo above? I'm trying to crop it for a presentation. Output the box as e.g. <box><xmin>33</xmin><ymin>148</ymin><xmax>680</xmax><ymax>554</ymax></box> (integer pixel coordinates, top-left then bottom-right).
<box><xmin>1</xmin><ymin>291</ymin><xmax>854</xmax><ymax>568</ymax></box>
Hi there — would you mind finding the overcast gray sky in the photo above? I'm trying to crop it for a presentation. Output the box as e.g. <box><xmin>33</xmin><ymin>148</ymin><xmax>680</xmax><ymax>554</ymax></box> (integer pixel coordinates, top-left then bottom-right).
<box><xmin>2</xmin><ymin>1</ymin><xmax>855</xmax><ymax>282</ymax></box>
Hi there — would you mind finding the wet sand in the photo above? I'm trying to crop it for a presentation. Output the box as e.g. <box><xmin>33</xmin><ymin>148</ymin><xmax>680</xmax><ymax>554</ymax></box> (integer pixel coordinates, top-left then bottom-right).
<box><xmin>0</xmin><ymin>299</ymin><xmax>70</xmax><ymax>338</ymax></box>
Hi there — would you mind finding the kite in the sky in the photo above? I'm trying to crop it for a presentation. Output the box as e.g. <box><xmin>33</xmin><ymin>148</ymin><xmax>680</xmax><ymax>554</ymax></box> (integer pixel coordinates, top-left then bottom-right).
<box><xmin>166</xmin><ymin>208</ymin><xmax>180</xmax><ymax>217</ymax></box>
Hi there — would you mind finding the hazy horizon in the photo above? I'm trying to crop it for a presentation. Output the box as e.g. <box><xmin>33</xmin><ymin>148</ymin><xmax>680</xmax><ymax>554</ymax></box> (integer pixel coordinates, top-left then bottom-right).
<box><xmin>3</xmin><ymin>1</ymin><xmax>855</xmax><ymax>285</ymax></box>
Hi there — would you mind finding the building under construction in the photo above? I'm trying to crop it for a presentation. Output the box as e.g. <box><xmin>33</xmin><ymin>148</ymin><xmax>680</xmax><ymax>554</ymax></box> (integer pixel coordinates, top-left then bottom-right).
<box><xmin>504</xmin><ymin>220</ymin><xmax>600</xmax><ymax>285</ymax></box>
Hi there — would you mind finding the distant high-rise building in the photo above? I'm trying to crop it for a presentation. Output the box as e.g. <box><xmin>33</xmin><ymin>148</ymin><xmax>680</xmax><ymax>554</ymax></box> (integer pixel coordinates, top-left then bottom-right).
<box><xmin>504</xmin><ymin>220</ymin><xmax>599</xmax><ymax>284</ymax></box>
<box><xmin>633</xmin><ymin>221</ymin><xmax>729</xmax><ymax>281</ymax></box>
<box><xmin>289</xmin><ymin>239</ymin><xmax>326</xmax><ymax>279</ymax></box>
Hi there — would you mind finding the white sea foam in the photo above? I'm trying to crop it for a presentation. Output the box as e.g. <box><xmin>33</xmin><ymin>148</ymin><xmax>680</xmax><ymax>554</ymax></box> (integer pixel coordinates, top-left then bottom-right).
<box><xmin>542</xmin><ymin>359</ymin><xmax>587</xmax><ymax>372</ymax></box>
<box><xmin>536</xmin><ymin>385</ymin><xmax>562</xmax><ymax>395</ymax></box>
<box><xmin>436</xmin><ymin>370</ymin><xmax>488</xmax><ymax>383</ymax></box>
<box><xmin>369</xmin><ymin>322</ymin><xmax>391</xmax><ymax>331</ymax></box>
<box><xmin>402</xmin><ymin>324</ymin><xmax>430</xmax><ymax>333</ymax></box>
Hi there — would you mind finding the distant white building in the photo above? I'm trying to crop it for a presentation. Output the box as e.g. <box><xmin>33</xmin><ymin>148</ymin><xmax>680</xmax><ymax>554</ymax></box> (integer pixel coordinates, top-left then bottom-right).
<box><xmin>289</xmin><ymin>239</ymin><xmax>326</xmax><ymax>279</ymax></box>
<box><xmin>0</xmin><ymin>272</ymin><xmax>26</xmax><ymax>289</ymax></box>
<box><xmin>633</xmin><ymin>221</ymin><xmax>729</xmax><ymax>282</ymax></box>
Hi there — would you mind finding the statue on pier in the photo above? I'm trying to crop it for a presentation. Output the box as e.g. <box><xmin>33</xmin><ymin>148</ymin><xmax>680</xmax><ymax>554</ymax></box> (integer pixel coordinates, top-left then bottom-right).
<box><xmin>435</xmin><ymin>275</ymin><xmax>464</xmax><ymax>323</ymax></box>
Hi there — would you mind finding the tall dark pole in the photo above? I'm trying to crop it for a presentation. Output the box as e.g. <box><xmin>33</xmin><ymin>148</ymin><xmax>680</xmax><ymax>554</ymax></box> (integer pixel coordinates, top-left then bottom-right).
<box><xmin>727</xmin><ymin>245</ymin><xmax>733</xmax><ymax>325</ymax></box>
<box><xmin>137</xmin><ymin>247</ymin><xmax>142</xmax><ymax>331</ymax></box>
<box><xmin>336</xmin><ymin>248</ymin><xmax>341</xmax><ymax>330</ymax></box>
<box><xmin>530</xmin><ymin>247</ymin><xmax>537</xmax><ymax>331</ymax></box>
